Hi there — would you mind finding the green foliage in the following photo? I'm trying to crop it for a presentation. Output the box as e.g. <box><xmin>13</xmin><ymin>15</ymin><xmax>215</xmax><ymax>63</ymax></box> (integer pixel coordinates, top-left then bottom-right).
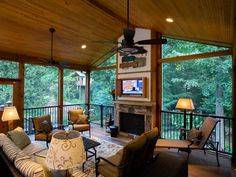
<box><xmin>0</xmin><ymin>60</ymin><xmax>18</xmax><ymax>78</ymax></box>
<box><xmin>0</xmin><ymin>85</ymin><xmax>13</xmax><ymax>106</ymax></box>
<box><xmin>90</xmin><ymin>69</ymin><xmax>116</xmax><ymax>105</ymax></box>
<box><xmin>162</xmin><ymin>38</ymin><xmax>232</xmax><ymax>117</ymax></box>
<box><xmin>98</xmin><ymin>54</ymin><xmax>116</xmax><ymax>67</ymax></box>
<box><xmin>63</xmin><ymin>69</ymin><xmax>86</xmax><ymax>104</ymax></box>
<box><xmin>24</xmin><ymin>64</ymin><xmax>58</xmax><ymax>108</ymax></box>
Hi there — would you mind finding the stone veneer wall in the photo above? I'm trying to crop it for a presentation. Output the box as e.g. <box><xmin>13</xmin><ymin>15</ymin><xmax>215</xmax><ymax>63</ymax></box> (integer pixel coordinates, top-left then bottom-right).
<box><xmin>115</xmin><ymin>104</ymin><xmax>153</xmax><ymax>133</ymax></box>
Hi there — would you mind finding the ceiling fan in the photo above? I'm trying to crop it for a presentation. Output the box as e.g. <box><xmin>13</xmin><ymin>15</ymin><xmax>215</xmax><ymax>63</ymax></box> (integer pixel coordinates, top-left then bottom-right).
<box><xmin>47</xmin><ymin>28</ymin><xmax>69</xmax><ymax>67</ymax></box>
<box><xmin>94</xmin><ymin>0</ymin><xmax>167</xmax><ymax>56</ymax></box>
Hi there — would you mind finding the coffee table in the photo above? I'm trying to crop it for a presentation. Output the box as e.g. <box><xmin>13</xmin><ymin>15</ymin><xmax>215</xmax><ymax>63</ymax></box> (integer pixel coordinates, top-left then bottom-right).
<box><xmin>82</xmin><ymin>136</ymin><xmax>101</xmax><ymax>160</ymax></box>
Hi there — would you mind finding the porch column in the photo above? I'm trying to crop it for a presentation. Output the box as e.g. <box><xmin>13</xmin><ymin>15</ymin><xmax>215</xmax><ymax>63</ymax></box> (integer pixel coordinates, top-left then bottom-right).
<box><xmin>58</xmin><ymin>67</ymin><xmax>63</xmax><ymax>125</ymax></box>
<box><xmin>85</xmin><ymin>71</ymin><xmax>90</xmax><ymax>110</ymax></box>
<box><xmin>232</xmin><ymin>19</ymin><xmax>236</xmax><ymax>159</ymax></box>
<box><xmin>18</xmin><ymin>62</ymin><xmax>24</xmax><ymax>128</ymax></box>
<box><xmin>156</xmin><ymin>32</ymin><xmax>162</xmax><ymax>131</ymax></box>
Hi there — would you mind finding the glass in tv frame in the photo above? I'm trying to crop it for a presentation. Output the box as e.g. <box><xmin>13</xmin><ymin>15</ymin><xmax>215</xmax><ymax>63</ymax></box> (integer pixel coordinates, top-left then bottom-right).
<box><xmin>121</xmin><ymin>79</ymin><xmax>143</xmax><ymax>95</ymax></box>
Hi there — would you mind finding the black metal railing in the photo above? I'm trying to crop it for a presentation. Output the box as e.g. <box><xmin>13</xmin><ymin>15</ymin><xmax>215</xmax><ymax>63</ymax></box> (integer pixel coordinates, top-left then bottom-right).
<box><xmin>161</xmin><ymin>110</ymin><xmax>232</xmax><ymax>154</ymax></box>
<box><xmin>24</xmin><ymin>103</ymin><xmax>115</xmax><ymax>134</ymax></box>
<box><xmin>24</xmin><ymin>106</ymin><xmax>59</xmax><ymax>134</ymax></box>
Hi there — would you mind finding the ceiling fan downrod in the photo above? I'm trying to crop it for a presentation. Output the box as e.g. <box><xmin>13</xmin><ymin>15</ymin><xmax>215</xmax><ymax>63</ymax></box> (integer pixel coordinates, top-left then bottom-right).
<box><xmin>49</xmin><ymin>28</ymin><xmax>55</xmax><ymax>61</ymax></box>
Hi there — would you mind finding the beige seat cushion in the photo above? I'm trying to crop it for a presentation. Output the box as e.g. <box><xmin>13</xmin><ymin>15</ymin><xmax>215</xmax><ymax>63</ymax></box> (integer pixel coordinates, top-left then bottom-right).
<box><xmin>98</xmin><ymin>149</ymin><xmax>124</xmax><ymax>177</ymax></box>
<box><xmin>73</xmin><ymin>124</ymin><xmax>90</xmax><ymax>132</ymax></box>
<box><xmin>35</xmin><ymin>129</ymin><xmax>63</xmax><ymax>141</ymax></box>
<box><xmin>156</xmin><ymin>139</ymin><xmax>199</xmax><ymax>149</ymax></box>
<box><xmin>7</xmin><ymin>127</ymin><xmax>31</xmax><ymax>149</ymax></box>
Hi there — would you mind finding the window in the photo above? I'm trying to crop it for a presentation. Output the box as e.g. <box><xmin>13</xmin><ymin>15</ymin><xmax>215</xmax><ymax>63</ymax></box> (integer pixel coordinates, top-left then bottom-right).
<box><xmin>90</xmin><ymin>69</ymin><xmax>116</xmax><ymax>105</ymax></box>
<box><xmin>24</xmin><ymin>64</ymin><xmax>58</xmax><ymax>108</ymax></box>
<box><xmin>63</xmin><ymin>69</ymin><xmax>86</xmax><ymax>104</ymax></box>
<box><xmin>0</xmin><ymin>60</ymin><xmax>18</xmax><ymax>78</ymax></box>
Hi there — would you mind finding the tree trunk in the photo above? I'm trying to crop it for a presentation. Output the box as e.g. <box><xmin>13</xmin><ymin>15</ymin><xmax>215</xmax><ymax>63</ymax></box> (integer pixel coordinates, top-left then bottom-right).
<box><xmin>215</xmin><ymin>62</ymin><xmax>224</xmax><ymax>150</ymax></box>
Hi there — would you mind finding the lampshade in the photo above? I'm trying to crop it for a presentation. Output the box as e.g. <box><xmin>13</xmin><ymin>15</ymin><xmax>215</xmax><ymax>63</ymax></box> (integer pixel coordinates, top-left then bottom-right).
<box><xmin>2</xmin><ymin>106</ymin><xmax>20</xmax><ymax>121</ymax></box>
<box><xmin>45</xmin><ymin>130</ymin><xmax>86</xmax><ymax>170</ymax></box>
<box><xmin>176</xmin><ymin>98</ymin><xmax>195</xmax><ymax>110</ymax></box>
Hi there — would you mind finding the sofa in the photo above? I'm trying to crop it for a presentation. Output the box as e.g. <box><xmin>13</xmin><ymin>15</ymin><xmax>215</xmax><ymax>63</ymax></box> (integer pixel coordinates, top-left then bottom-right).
<box><xmin>0</xmin><ymin>127</ymin><xmax>87</xmax><ymax>177</ymax></box>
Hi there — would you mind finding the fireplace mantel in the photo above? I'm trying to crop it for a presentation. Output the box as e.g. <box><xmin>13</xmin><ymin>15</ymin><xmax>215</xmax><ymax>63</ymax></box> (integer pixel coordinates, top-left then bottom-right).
<box><xmin>114</xmin><ymin>100</ymin><xmax>156</xmax><ymax>106</ymax></box>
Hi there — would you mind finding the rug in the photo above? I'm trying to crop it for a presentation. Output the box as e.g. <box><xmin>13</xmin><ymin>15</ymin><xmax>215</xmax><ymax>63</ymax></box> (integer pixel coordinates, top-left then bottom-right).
<box><xmin>74</xmin><ymin>136</ymin><xmax>123</xmax><ymax>177</ymax></box>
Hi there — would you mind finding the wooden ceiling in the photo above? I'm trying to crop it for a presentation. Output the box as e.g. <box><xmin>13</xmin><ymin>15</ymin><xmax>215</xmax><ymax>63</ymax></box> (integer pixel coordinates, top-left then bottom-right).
<box><xmin>0</xmin><ymin>0</ymin><xmax>234</xmax><ymax>68</ymax></box>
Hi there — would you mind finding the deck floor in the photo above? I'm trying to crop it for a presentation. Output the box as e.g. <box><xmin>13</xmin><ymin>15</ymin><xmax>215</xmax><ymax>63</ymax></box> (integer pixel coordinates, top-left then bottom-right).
<box><xmin>30</xmin><ymin>124</ymin><xmax>236</xmax><ymax>177</ymax></box>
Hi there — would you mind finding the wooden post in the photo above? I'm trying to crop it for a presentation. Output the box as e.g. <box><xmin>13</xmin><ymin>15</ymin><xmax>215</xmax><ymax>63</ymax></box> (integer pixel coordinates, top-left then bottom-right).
<box><xmin>156</xmin><ymin>32</ymin><xmax>162</xmax><ymax>132</ymax></box>
<box><xmin>58</xmin><ymin>67</ymin><xmax>63</xmax><ymax>126</ymax></box>
<box><xmin>86</xmin><ymin>71</ymin><xmax>91</xmax><ymax>111</ymax></box>
<box><xmin>232</xmin><ymin>18</ymin><xmax>236</xmax><ymax>160</ymax></box>
<box><xmin>18</xmin><ymin>62</ymin><xmax>24</xmax><ymax>128</ymax></box>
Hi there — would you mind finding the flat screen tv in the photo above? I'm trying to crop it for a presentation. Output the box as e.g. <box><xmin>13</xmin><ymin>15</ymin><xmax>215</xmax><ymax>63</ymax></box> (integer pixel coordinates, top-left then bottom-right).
<box><xmin>121</xmin><ymin>79</ymin><xmax>143</xmax><ymax>95</ymax></box>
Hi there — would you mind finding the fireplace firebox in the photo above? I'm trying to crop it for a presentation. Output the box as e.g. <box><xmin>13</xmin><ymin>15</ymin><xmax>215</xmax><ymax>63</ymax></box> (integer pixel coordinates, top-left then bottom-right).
<box><xmin>119</xmin><ymin>112</ymin><xmax>144</xmax><ymax>135</ymax></box>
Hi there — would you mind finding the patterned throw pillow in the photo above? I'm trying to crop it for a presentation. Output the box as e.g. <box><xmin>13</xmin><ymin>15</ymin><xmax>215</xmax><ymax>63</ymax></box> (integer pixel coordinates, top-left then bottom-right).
<box><xmin>76</xmin><ymin>115</ymin><xmax>88</xmax><ymax>124</ymax></box>
<box><xmin>7</xmin><ymin>127</ymin><xmax>31</xmax><ymax>150</ymax></box>
<box><xmin>187</xmin><ymin>128</ymin><xmax>202</xmax><ymax>144</ymax></box>
<box><xmin>40</xmin><ymin>120</ymin><xmax>52</xmax><ymax>133</ymax></box>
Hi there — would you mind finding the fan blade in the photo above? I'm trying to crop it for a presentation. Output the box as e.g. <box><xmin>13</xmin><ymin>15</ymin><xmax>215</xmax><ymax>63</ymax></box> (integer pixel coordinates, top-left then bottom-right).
<box><xmin>123</xmin><ymin>28</ymin><xmax>135</xmax><ymax>41</ymax></box>
<box><xmin>135</xmin><ymin>38</ymin><xmax>167</xmax><ymax>45</ymax></box>
<box><xmin>131</xmin><ymin>46</ymin><xmax>147</xmax><ymax>54</ymax></box>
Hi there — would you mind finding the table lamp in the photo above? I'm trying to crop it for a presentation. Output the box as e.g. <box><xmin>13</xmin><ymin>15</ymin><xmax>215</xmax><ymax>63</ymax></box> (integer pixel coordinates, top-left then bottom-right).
<box><xmin>2</xmin><ymin>106</ymin><xmax>20</xmax><ymax>130</ymax></box>
<box><xmin>46</xmin><ymin>130</ymin><xmax>86</xmax><ymax>176</ymax></box>
<box><xmin>176</xmin><ymin>98</ymin><xmax>195</xmax><ymax>129</ymax></box>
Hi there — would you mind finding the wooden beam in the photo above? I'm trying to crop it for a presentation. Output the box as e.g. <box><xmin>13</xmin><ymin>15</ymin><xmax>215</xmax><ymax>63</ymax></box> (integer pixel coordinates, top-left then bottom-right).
<box><xmin>85</xmin><ymin>71</ymin><xmax>91</xmax><ymax>111</ymax></box>
<box><xmin>0</xmin><ymin>51</ymin><xmax>89</xmax><ymax>71</ymax></box>
<box><xmin>90</xmin><ymin>65</ymin><xmax>116</xmax><ymax>71</ymax></box>
<box><xmin>156</xmin><ymin>32</ymin><xmax>162</xmax><ymax>131</ymax></box>
<box><xmin>0</xmin><ymin>78</ymin><xmax>20</xmax><ymax>83</ymax></box>
<box><xmin>18</xmin><ymin>63</ymin><xmax>24</xmax><ymax>128</ymax></box>
<box><xmin>58</xmin><ymin>68</ymin><xmax>63</xmax><ymax>126</ymax></box>
<box><xmin>159</xmin><ymin>50</ymin><xmax>232</xmax><ymax>63</ymax></box>
<box><xmin>84</xmin><ymin>0</ymin><xmax>133</xmax><ymax>27</ymax></box>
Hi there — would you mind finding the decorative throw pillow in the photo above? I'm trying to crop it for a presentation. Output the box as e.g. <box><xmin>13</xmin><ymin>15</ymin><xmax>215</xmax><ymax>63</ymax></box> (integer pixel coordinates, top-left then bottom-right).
<box><xmin>7</xmin><ymin>127</ymin><xmax>31</xmax><ymax>150</ymax></box>
<box><xmin>76</xmin><ymin>115</ymin><xmax>88</xmax><ymax>124</ymax></box>
<box><xmin>40</xmin><ymin>120</ymin><xmax>52</xmax><ymax>133</ymax></box>
<box><xmin>187</xmin><ymin>128</ymin><xmax>202</xmax><ymax>144</ymax></box>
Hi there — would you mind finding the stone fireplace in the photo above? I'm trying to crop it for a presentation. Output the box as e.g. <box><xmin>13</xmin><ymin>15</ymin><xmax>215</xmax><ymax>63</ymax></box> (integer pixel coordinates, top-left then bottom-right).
<box><xmin>115</xmin><ymin>101</ymin><xmax>155</xmax><ymax>135</ymax></box>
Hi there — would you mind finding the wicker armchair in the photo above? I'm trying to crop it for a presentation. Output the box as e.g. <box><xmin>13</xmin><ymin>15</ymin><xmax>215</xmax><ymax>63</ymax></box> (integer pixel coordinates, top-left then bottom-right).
<box><xmin>68</xmin><ymin>109</ymin><xmax>91</xmax><ymax>137</ymax></box>
<box><xmin>32</xmin><ymin>115</ymin><xmax>63</xmax><ymax>147</ymax></box>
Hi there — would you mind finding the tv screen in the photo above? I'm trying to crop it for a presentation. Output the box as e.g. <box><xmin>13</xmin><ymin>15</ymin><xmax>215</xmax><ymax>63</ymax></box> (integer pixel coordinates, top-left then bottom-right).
<box><xmin>122</xmin><ymin>79</ymin><xmax>143</xmax><ymax>95</ymax></box>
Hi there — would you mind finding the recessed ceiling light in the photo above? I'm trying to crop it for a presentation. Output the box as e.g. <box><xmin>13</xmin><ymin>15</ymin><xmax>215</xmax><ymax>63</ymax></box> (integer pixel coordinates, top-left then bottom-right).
<box><xmin>166</xmin><ymin>18</ymin><xmax>174</xmax><ymax>23</ymax></box>
<box><xmin>81</xmin><ymin>44</ymin><xmax>86</xmax><ymax>49</ymax></box>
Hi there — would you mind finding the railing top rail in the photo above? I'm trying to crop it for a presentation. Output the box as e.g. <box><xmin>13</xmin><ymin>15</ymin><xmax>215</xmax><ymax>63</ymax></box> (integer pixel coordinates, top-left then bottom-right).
<box><xmin>161</xmin><ymin>110</ymin><xmax>232</xmax><ymax>120</ymax></box>
<box><xmin>24</xmin><ymin>105</ymin><xmax>60</xmax><ymax>110</ymax></box>
<box><xmin>24</xmin><ymin>103</ymin><xmax>114</xmax><ymax>111</ymax></box>
<box><xmin>63</xmin><ymin>103</ymin><xmax>85</xmax><ymax>106</ymax></box>
<box><xmin>89</xmin><ymin>103</ymin><xmax>114</xmax><ymax>107</ymax></box>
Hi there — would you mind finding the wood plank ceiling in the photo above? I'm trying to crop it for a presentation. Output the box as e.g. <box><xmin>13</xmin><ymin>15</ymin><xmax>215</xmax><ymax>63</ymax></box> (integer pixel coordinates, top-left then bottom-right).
<box><xmin>0</xmin><ymin>0</ymin><xmax>234</xmax><ymax>67</ymax></box>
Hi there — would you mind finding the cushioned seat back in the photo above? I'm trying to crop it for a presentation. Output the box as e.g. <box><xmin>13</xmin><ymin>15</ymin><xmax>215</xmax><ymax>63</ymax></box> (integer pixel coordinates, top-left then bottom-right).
<box><xmin>68</xmin><ymin>109</ymin><xmax>84</xmax><ymax>123</ymax></box>
<box><xmin>120</xmin><ymin>135</ymin><xmax>148</xmax><ymax>177</ymax></box>
<box><xmin>32</xmin><ymin>115</ymin><xmax>53</xmax><ymax>133</ymax></box>
<box><xmin>198</xmin><ymin>117</ymin><xmax>219</xmax><ymax>148</ymax></box>
<box><xmin>143</xmin><ymin>127</ymin><xmax>159</xmax><ymax>162</ymax></box>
